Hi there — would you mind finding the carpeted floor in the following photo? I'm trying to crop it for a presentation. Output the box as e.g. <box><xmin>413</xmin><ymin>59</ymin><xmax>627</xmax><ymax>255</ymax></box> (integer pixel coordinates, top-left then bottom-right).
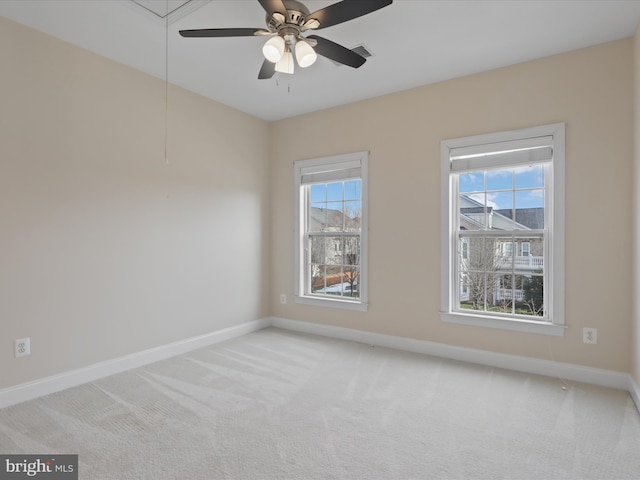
<box><xmin>1</xmin><ymin>327</ymin><xmax>639</xmax><ymax>479</ymax></box>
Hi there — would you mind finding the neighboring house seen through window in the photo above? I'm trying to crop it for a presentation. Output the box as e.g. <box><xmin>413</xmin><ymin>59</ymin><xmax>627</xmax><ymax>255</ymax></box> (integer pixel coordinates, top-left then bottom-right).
<box><xmin>294</xmin><ymin>152</ymin><xmax>368</xmax><ymax>311</ymax></box>
<box><xmin>441</xmin><ymin>124</ymin><xmax>565</xmax><ymax>336</ymax></box>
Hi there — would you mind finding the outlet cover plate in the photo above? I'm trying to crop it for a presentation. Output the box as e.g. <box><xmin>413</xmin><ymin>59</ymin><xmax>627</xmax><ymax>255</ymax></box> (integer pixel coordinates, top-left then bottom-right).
<box><xmin>15</xmin><ymin>337</ymin><xmax>31</xmax><ymax>357</ymax></box>
<box><xmin>583</xmin><ymin>328</ymin><xmax>597</xmax><ymax>344</ymax></box>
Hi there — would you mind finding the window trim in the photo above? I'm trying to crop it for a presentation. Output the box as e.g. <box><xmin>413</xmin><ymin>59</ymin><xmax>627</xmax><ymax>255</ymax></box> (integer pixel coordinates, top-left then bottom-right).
<box><xmin>440</xmin><ymin>123</ymin><xmax>565</xmax><ymax>336</ymax></box>
<box><xmin>294</xmin><ymin>151</ymin><xmax>369</xmax><ymax>311</ymax></box>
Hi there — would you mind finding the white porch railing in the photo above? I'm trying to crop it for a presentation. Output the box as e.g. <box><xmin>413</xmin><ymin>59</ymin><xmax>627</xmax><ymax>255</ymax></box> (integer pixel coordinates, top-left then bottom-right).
<box><xmin>494</xmin><ymin>288</ymin><xmax>525</xmax><ymax>302</ymax></box>
<box><xmin>497</xmin><ymin>256</ymin><xmax>543</xmax><ymax>270</ymax></box>
<box><xmin>514</xmin><ymin>255</ymin><xmax>543</xmax><ymax>269</ymax></box>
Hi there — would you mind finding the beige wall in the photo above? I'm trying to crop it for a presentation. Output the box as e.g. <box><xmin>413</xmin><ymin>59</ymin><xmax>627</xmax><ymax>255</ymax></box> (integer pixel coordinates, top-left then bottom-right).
<box><xmin>271</xmin><ymin>39</ymin><xmax>634</xmax><ymax>373</ymax></box>
<box><xmin>634</xmin><ymin>24</ymin><xmax>640</xmax><ymax>386</ymax></box>
<box><xmin>2</xmin><ymin>12</ymin><xmax>638</xmax><ymax>392</ymax></box>
<box><xmin>0</xmin><ymin>17</ymin><xmax>270</xmax><ymax>389</ymax></box>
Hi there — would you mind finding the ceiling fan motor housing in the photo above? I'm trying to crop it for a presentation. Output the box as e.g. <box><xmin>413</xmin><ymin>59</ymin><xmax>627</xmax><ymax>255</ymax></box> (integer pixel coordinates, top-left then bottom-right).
<box><xmin>283</xmin><ymin>0</ymin><xmax>310</xmax><ymax>24</ymax></box>
<box><xmin>267</xmin><ymin>0</ymin><xmax>310</xmax><ymax>34</ymax></box>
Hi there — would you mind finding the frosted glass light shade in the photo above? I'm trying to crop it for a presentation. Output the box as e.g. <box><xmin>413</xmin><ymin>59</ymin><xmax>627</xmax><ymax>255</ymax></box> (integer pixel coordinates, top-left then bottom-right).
<box><xmin>275</xmin><ymin>50</ymin><xmax>295</xmax><ymax>74</ymax></box>
<box><xmin>262</xmin><ymin>36</ymin><xmax>285</xmax><ymax>63</ymax></box>
<box><xmin>295</xmin><ymin>40</ymin><xmax>317</xmax><ymax>68</ymax></box>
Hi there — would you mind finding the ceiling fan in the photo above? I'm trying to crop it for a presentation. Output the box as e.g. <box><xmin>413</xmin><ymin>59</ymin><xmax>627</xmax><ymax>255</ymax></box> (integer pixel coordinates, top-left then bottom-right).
<box><xmin>179</xmin><ymin>0</ymin><xmax>393</xmax><ymax>79</ymax></box>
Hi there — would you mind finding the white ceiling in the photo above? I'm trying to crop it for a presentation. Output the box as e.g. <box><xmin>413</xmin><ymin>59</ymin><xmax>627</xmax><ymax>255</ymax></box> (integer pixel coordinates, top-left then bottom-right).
<box><xmin>2</xmin><ymin>0</ymin><xmax>640</xmax><ymax>121</ymax></box>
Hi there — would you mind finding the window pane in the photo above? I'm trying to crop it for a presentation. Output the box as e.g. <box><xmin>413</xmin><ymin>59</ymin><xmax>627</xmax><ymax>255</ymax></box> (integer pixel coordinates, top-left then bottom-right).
<box><xmin>492</xmin><ymin>274</ymin><xmax>514</xmax><ymax>314</ymax></box>
<box><xmin>515</xmin><ymin>165</ymin><xmax>544</xmax><ymax>189</ymax></box>
<box><xmin>324</xmin><ymin>205</ymin><xmax>344</xmax><ymax>230</ymax></box>
<box><xmin>515</xmin><ymin>190</ymin><xmax>544</xmax><ymax>229</ymax></box>
<box><xmin>327</xmin><ymin>182</ymin><xmax>343</xmax><ymax>202</ymax></box>
<box><xmin>464</xmin><ymin>236</ymin><xmax>489</xmax><ymax>272</ymax></box>
<box><xmin>343</xmin><ymin>267</ymin><xmax>360</xmax><ymax>298</ymax></box>
<box><xmin>344</xmin><ymin>201</ymin><xmax>362</xmax><ymax>231</ymax></box>
<box><xmin>515</xmin><ymin>189</ymin><xmax>544</xmax><ymax>209</ymax></box>
<box><xmin>344</xmin><ymin>180</ymin><xmax>361</xmax><ymax>201</ymax></box>
<box><xmin>494</xmin><ymin>237</ymin><xmax>514</xmax><ymax>272</ymax></box>
<box><xmin>459</xmin><ymin>271</ymin><xmax>488</xmax><ymax>311</ymax></box>
<box><xmin>458</xmin><ymin>272</ymin><xmax>470</xmax><ymax>302</ymax></box>
<box><xmin>514</xmin><ymin>238</ymin><xmax>544</xmax><ymax>271</ymax></box>
<box><xmin>327</xmin><ymin>237</ymin><xmax>342</xmax><ymax>264</ymax></box>
<box><xmin>310</xmin><ymin>264</ymin><xmax>325</xmax><ymax>292</ymax></box>
<box><xmin>309</xmin><ymin>205</ymin><xmax>327</xmax><ymax>232</ymax></box>
<box><xmin>310</xmin><ymin>184</ymin><xmax>326</xmax><ymax>203</ymax></box>
<box><xmin>343</xmin><ymin>236</ymin><xmax>360</xmax><ymax>266</ymax></box>
<box><xmin>459</xmin><ymin>194</ymin><xmax>486</xmax><ymax>230</ymax></box>
<box><xmin>310</xmin><ymin>236</ymin><xmax>328</xmax><ymax>264</ymax></box>
<box><xmin>459</xmin><ymin>238</ymin><xmax>469</xmax><ymax>272</ymax></box>
<box><xmin>483</xmin><ymin>237</ymin><xmax>504</xmax><ymax>272</ymax></box>
<box><xmin>313</xmin><ymin>265</ymin><xmax>343</xmax><ymax>295</ymax></box>
<box><xmin>490</xmin><ymin>191</ymin><xmax>513</xmax><ymax>211</ymax></box>
<box><xmin>521</xmin><ymin>274</ymin><xmax>544</xmax><ymax>316</ymax></box>
<box><xmin>486</xmin><ymin>169</ymin><xmax>513</xmax><ymax>191</ymax></box>
<box><xmin>459</xmin><ymin>172</ymin><xmax>485</xmax><ymax>193</ymax></box>
<box><xmin>491</xmin><ymin>192</ymin><xmax>514</xmax><ymax>230</ymax></box>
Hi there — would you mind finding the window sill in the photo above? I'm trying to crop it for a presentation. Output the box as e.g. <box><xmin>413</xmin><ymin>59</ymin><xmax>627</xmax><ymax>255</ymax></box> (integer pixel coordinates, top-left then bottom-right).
<box><xmin>440</xmin><ymin>311</ymin><xmax>566</xmax><ymax>336</ymax></box>
<box><xmin>294</xmin><ymin>295</ymin><xmax>368</xmax><ymax>312</ymax></box>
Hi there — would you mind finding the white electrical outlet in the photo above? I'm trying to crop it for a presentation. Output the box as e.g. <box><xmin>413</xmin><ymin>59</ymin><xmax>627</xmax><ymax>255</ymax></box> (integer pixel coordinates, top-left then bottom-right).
<box><xmin>583</xmin><ymin>328</ymin><xmax>597</xmax><ymax>345</ymax></box>
<box><xmin>280</xmin><ymin>294</ymin><xmax>287</xmax><ymax>304</ymax></box>
<box><xmin>15</xmin><ymin>337</ymin><xmax>31</xmax><ymax>358</ymax></box>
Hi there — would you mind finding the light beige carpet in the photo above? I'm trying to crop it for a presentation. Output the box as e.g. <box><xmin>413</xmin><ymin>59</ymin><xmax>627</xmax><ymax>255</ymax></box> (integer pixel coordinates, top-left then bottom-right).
<box><xmin>1</xmin><ymin>327</ymin><xmax>639</xmax><ymax>479</ymax></box>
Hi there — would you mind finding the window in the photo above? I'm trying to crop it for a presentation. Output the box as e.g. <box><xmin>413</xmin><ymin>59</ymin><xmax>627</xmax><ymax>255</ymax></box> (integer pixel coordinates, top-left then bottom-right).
<box><xmin>294</xmin><ymin>152</ymin><xmax>368</xmax><ymax>310</ymax></box>
<box><xmin>441</xmin><ymin>124</ymin><xmax>565</xmax><ymax>336</ymax></box>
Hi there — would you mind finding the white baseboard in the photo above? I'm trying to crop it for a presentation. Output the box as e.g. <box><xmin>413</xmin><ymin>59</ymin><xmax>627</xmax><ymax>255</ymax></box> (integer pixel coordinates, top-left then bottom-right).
<box><xmin>270</xmin><ymin>317</ymin><xmax>634</xmax><ymax>394</ymax></box>
<box><xmin>3</xmin><ymin>316</ymin><xmax>638</xmax><ymax>415</ymax></box>
<box><xmin>0</xmin><ymin>318</ymin><xmax>270</xmax><ymax>410</ymax></box>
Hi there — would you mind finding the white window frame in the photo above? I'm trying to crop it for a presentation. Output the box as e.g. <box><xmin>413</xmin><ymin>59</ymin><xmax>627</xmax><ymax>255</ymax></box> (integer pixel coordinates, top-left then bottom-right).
<box><xmin>440</xmin><ymin>123</ymin><xmax>565</xmax><ymax>336</ymax></box>
<box><xmin>294</xmin><ymin>151</ymin><xmax>368</xmax><ymax>311</ymax></box>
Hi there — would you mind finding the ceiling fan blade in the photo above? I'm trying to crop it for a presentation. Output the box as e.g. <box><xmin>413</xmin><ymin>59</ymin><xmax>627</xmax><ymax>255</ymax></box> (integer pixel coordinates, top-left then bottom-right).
<box><xmin>258</xmin><ymin>60</ymin><xmax>276</xmax><ymax>79</ymax></box>
<box><xmin>257</xmin><ymin>0</ymin><xmax>287</xmax><ymax>17</ymax></box>
<box><xmin>179</xmin><ymin>28</ymin><xmax>269</xmax><ymax>38</ymax></box>
<box><xmin>306</xmin><ymin>35</ymin><xmax>366</xmax><ymax>68</ymax></box>
<box><xmin>306</xmin><ymin>0</ymin><xmax>393</xmax><ymax>30</ymax></box>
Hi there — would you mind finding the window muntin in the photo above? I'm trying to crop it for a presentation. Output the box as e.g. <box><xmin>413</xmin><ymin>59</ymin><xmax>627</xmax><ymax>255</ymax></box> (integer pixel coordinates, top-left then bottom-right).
<box><xmin>294</xmin><ymin>152</ymin><xmax>368</xmax><ymax>310</ymax></box>
<box><xmin>441</xmin><ymin>124</ymin><xmax>565</xmax><ymax>335</ymax></box>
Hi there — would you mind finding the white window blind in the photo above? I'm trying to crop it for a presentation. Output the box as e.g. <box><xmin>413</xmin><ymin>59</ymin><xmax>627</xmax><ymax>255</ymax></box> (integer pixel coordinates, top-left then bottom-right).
<box><xmin>450</xmin><ymin>135</ymin><xmax>553</xmax><ymax>173</ymax></box>
<box><xmin>300</xmin><ymin>159</ymin><xmax>362</xmax><ymax>184</ymax></box>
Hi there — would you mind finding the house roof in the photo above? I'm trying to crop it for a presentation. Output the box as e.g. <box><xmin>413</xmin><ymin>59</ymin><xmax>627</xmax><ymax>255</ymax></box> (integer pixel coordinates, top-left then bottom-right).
<box><xmin>495</xmin><ymin>208</ymin><xmax>544</xmax><ymax>230</ymax></box>
<box><xmin>459</xmin><ymin>195</ymin><xmax>535</xmax><ymax>231</ymax></box>
<box><xmin>309</xmin><ymin>207</ymin><xmax>359</xmax><ymax>231</ymax></box>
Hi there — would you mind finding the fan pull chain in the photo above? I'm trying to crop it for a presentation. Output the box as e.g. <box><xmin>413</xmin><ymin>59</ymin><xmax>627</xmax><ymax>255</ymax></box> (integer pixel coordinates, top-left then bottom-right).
<box><xmin>274</xmin><ymin>77</ymin><xmax>291</xmax><ymax>93</ymax></box>
<box><xmin>164</xmin><ymin>1</ymin><xmax>169</xmax><ymax>165</ymax></box>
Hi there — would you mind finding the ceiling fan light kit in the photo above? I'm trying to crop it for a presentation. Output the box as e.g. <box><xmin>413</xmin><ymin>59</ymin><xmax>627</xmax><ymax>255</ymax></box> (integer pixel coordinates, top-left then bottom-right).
<box><xmin>179</xmin><ymin>0</ymin><xmax>393</xmax><ymax>79</ymax></box>
<box><xmin>275</xmin><ymin>47</ymin><xmax>295</xmax><ymax>74</ymax></box>
<box><xmin>262</xmin><ymin>35</ymin><xmax>285</xmax><ymax>63</ymax></box>
<box><xmin>294</xmin><ymin>39</ymin><xmax>317</xmax><ymax>68</ymax></box>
